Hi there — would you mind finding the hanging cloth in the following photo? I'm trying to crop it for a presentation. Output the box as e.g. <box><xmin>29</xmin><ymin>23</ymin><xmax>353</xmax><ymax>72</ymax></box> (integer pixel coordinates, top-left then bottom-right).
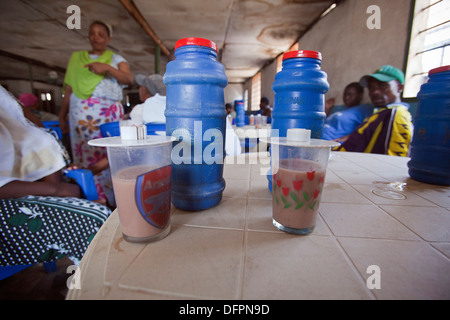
<box><xmin>64</xmin><ymin>50</ymin><xmax>113</xmax><ymax>99</ymax></box>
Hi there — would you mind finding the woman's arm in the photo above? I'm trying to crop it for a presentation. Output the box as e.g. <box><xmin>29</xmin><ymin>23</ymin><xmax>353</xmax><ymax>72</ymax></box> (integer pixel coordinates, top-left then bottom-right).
<box><xmin>59</xmin><ymin>84</ymin><xmax>72</xmax><ymax>134</ymax></box>
<box><xmin>84</xmin><ymin>61</ymin><xmax>133</xmax><ymax>85</ymax></box>
<box><xmin>87</xmin><ymin>157</ymin><xmax>109</xmax><ymax>176</ymax></box>
<box><xmin>0</xmin><ymin>180</ymin><xmax>81</xmax><ymax>199</ymax></box>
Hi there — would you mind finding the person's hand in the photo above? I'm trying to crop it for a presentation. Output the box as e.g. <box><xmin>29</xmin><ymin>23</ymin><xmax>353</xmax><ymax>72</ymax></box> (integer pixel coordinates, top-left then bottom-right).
<box><xmin>87</xmin><ymin>157</ymin><xmax>109</xmax><ymax>176</ymax></box>
<box><xmin>84</xmin><ymin>62</ymin><xmax>111</xmax><ymax>75</ymax></box>
<box><xmin>334</xmin><ymin>134</ymin><xmax>350</xmax><ymax>143</ymax></box>
<box><xmin>65</xmin><ymin>163</ymin><xmax>83</xmax><ymax>171</ymax></box>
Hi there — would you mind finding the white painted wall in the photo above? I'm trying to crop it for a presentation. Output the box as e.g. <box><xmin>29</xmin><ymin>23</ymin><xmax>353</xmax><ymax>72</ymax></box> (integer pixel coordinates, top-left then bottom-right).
<box><xmin>225</xmin><ymin>83</ymin><xmax>245</xmax><ymax>106</ymax></box>
<box><xmin>255</xmin><ymin>0</ymin><xmax>412</xmax><ymax>107</ymax></box>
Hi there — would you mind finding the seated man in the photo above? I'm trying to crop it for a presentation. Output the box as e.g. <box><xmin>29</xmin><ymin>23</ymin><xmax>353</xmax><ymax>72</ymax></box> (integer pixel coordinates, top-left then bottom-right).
<box><xmin>130</xmin><ymin>74</ymin><xmax>166</xmax><ymax>124</ymax></box>
<box><xmin>335</xmin><ymin>65</ymin><xmax>412</xmax><ymax>157</ymax></box>
<box><xmin>225</xmin><ymin>103</ymin><xmax>236</xmax><ymax>119</ymax></box>
<box><xmin>323</xmin><ymin>82</ymin><xmax>373</xmax><ymax>140</ymax></box>
<box><xmin>325</xmin><ymin>82</ymin><xmax>364</xmax><ymax>116</ymax></box>
<box><xmin>254</xmin><ymin>97</ymin><xmax>272</xmax><ymax>117</ymax></box>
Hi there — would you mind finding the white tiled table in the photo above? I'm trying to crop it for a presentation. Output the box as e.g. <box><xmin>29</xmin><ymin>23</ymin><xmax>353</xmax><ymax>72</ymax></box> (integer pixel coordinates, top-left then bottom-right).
<box><xmin>67</xmin><ymin>152</ymin><xmax>450</xmax><ymax>300</ymax></box>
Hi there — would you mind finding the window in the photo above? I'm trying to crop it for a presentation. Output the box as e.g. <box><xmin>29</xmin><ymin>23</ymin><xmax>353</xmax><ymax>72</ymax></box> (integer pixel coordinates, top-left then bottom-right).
<box><xmin>404</xmin><ymin>0</ymin><xmax>450</xmax><ymax>98</ymax></box>
<box><xmin>244</xmin><ymin>89</ymin><xmax>248</xmax><ymax>111</ymax></box>
<box><xmin>277</xmin><ymin>42</ymin><xmax>299</xmax><ymax>73</ymax></box>
<box><xmin>36</xmin><ymin>89</ymin><xmax>56</xmax><ymax>114</ymax></box>
<box><xmin>276</xmin><ymin>55</ymin><xmax>283</xmax><ymax>73</ymax></box>
<box><xmin>251</xmin><ymin>72</ymin><xmax>261</xmax><ymax>111</ymax></box>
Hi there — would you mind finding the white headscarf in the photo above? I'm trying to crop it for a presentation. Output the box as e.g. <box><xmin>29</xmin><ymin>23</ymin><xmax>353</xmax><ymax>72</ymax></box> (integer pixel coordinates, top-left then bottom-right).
<box><xmin>0</xmin><ymin>85</ymin><xmax>66</xmax><ymax>187</ymax></box>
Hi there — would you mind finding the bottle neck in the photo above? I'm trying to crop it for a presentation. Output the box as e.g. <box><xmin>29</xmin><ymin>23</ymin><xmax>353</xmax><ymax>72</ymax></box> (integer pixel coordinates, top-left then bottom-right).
<box><xmin>282</xmin><ymin>57</ymin><xmax>322</xmax><ymax>70</ymax></box>
<box><xmin>174</xmin><ymin>45</ymin><xmax>218</xmax><ymax>60</ymax></box>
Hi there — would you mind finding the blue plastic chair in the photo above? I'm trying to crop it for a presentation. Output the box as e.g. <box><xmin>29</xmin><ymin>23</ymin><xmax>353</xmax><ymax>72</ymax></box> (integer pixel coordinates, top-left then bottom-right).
<box><xmin>42</xmin><ymin>121</ymin><xmax>63</xmax><ymax>140</ymax></box>
<box><xmin>0</xmin><ymin>261</ymin><xmax>58</xmax><ymax>280</ymax></box>
<box><xmin>145</xmin><ymin>123</ymin><xmax>166</xmax><ymax>135</ymax></box>
<box><xmin>100</xmin><ymin>121</ymin><xmax>165</xmax><ymax>137</ymax></box>
<box><xmin>63</xmin><ymin>169</ymin><xmax>99</xmax><ymax>201</ymax></box>
<box><xmin>100</xmin><ymin>121</ymin><xmax>121</xmax><ymax>137</ymax></box>
<box><xmin>0</xmin><ymin>264</ymin><xmax>33</xmax><ymax>280</ymax></box>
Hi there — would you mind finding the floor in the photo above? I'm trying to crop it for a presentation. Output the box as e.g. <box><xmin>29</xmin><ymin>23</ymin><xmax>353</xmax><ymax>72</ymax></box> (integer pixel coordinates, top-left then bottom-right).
<box><xmin>0</xmin><ymin>257</ymin><xmax>73</xmax><ymax>300</ymax></box>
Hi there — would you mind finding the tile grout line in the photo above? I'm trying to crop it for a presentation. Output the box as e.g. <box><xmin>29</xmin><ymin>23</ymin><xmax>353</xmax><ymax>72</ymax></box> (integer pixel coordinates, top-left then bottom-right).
<box><xmin>332</xmin><ymin>236</ymin><xmax>378</xmax><ymax>300</ymax></box>
<box><xmin>329</xmin><ymin>161</ymin><xmax>438</xmax><ymax>244</ymax></box>
<box><xmin>237</xmin><ymin>195</ymin><xmax>250</xmax><ymax>300</ymax></box>
<box><xmin>317</xmin><ymin>209</ymin><xmax>377</xmax><ymax>299</ymax></box>
<box><xmin>334</xmin><ymin>153</ymin><xmax>448</xmax><ymax>208</ymax></box>
<box><xmin>326</xmin><ymin>157</ymin><xmax>421</xmax><ymax>299</ymax></box>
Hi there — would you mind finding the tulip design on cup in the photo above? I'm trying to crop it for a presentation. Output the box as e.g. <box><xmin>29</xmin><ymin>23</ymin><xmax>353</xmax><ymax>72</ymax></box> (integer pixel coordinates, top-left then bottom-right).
<box><xmin>273</xmin><ymin>166</ymin><xmax>326</xmax><ymax>216</ymax></box>
<box><xmin>263</xmin><ymin>129</ymin><xmax>339</xmax><ymax>235</ymax></box>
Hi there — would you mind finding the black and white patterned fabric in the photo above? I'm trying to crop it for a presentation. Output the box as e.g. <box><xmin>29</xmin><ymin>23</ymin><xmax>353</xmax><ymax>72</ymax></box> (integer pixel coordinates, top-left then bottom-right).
<box><xmin>0</xmin><ymin>195</ymin><xmax>111</xmax><ymax>266</ymax></box>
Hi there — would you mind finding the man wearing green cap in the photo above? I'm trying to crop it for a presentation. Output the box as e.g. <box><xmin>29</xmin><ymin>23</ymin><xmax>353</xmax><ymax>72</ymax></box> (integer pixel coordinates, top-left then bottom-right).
<box><xmin>336</xmin><ymin>65</ymin><xmax>413</xmax><ymax>157</ymax></box>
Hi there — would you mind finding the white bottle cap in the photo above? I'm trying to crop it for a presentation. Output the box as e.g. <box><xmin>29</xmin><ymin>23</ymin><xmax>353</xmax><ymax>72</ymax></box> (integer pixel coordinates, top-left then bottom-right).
<box><xmin>120</xmin><ymin>124</ymin><xmax>147</xmax><ymax>141</ymax></box>
<box><xmin>286</xmin><ymin>128</ymin><xmax>311</xmax><ymax>142</ymax></box>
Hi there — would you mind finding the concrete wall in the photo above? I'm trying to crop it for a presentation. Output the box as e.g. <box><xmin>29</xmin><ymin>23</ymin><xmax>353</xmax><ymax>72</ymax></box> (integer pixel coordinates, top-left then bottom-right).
<box><xmin>225</xmin><ymin>83</ymin><xmax>245</xmax><ymax>106</ymax></box>
<box><xmin>251</xmin><ymin>0</ymin><xmax>413</xmax><ymax>108</ymax></box>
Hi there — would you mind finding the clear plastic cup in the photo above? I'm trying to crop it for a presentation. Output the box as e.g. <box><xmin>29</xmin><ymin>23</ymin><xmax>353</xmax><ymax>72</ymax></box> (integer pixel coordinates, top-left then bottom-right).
<box><xmin>249</xmin><ymin>114</ymin><xmax>255</xmax><ymax>126</ymax></box>
<box><xmin>263</xmin><ymin>129</ymin><xmax>339</xmax><ymax>235</ymax></box>
<box><xmin>255</xmin><ymin>114</ymin><xmax>262</xmax><ymax>129</ymax></box>
<box><xmin>89</xmin><ymin>135</ymin><xmax>175</xmax><ymax>243</ymax></box>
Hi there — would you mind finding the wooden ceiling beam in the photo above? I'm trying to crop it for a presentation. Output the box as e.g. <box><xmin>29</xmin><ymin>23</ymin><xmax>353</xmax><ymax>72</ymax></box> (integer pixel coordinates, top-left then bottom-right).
<box><xmin>0</xmin><ymin>50</ymin><xmax>66</xmax><ymax>74</ymax></box>
<box><xmin>118</xmin><ymin>0</ymin><xmax>171</xmax><ymax>57</ymax></box>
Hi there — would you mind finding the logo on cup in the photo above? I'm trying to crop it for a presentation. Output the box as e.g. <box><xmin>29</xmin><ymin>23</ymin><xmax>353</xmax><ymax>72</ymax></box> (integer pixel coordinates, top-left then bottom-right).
<box><xmin>135</xmin><ymin>165</ymin><xmax>172</xmax><ymax>229</ymax></box>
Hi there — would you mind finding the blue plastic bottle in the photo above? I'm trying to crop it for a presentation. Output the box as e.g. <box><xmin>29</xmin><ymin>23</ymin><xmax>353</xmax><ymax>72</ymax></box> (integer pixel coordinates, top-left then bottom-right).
<box><xmin>408</xmin><ymin>65</ymin><xmax>450</xmax><ymax>186</ymax></box>
<box><xmin>271</xmin><ymin>50</ymin><xmax>329</xmax><ymax>139</ymax></box>
<box><xmin>164</xmin><ymin>37</ymin><xmax>228</xmax><ymax>210</ymax></box>
<box><xmin>235</xmin><ymin>100</ymin><xmax>245</xmax><ymax>127</ymax></box>
<box><xmin>268</xmin><ymin>50</ymin><xmax>329</xmax><ymax>191</ymax></box>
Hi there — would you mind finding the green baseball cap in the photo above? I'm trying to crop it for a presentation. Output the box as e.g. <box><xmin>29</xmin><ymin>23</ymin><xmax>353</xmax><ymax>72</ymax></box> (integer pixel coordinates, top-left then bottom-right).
<box><xmin>360</xmin><ymin>65</ymin><xmax>405</xmax><ymax>86</ymax></box>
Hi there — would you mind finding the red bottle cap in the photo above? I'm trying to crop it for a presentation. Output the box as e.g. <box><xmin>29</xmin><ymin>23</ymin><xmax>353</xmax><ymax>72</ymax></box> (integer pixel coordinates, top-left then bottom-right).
<box><xmin>429</xmin><ymin>65</ymin><xmax>450</xmax><ymax>76</ymax></box>
<box><xmin>283</xmin><ymin>50</ymin><xmax>322</xmax><ymax>61</ymax></box>
<box><xmin>175</xmin><ymin>37</ymin><xmax>218</xmax><ymax>53</ymax></box>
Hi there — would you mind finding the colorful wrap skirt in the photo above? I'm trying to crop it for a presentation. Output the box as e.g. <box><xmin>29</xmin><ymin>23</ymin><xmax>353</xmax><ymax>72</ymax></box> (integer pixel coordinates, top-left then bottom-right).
<box><xmin>69</xmin><ymin>95</ymin><xmax>124</xmax><ymax>205</ymax></box>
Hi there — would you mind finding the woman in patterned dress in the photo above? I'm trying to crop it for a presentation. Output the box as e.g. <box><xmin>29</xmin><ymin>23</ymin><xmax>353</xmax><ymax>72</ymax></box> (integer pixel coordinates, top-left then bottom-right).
<box><xmin>59</xmin><ymin>21</ymin><xmax>133</xmax><ymax>206</ymax></box>
<box><xmin>0</xmin><ymin>86</ymin><xmax>112</xmax><ymax>266</ymax></box>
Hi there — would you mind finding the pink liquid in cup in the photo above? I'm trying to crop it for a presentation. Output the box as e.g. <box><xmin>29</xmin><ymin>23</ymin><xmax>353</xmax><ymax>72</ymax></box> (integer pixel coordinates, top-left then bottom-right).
<box><xmin>272</xmin><ymin>159</ymin><xmax>326</xmax><ymax>234</ymax></box>
<box><xmin>112</xmin><ymin>165</ymin><xmax>172</xmax><ymax>242</ymax></box>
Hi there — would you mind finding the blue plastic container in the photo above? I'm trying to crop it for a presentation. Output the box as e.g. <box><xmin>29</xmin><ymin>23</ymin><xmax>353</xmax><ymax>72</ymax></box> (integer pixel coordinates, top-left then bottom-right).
<box><xmin>268</xmin><ymin>50</ymin><xmax>329</xmax><ymax>191</ymax></box>
<box><xmin>408</xmin><ymin>65</ymin><xmax>450</xmax><ymax>186</ymax></box>
<box><xmin>164</xmin><ymin>37</ymin><xmax>228</xmax><ymax>210</ymax></box>
<box><xmin>235</xmin><ymin>100</ymin><xmax>245</xmax><ymax>127</ymax></box>
<box><xmin>271</xmin><ymin>50</ymin><xmax>329</xmax><ymax>139</ymax></box>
